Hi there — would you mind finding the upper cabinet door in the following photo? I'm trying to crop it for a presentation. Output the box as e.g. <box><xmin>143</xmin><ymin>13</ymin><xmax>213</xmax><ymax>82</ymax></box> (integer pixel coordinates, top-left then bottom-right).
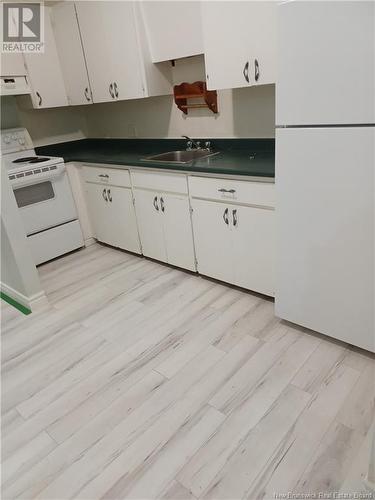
<box><xmin>277</xmin><ymin>1</ymin><xmax>375</xmax><ymax>126</ymax></box>
<box><xmin>75</xmin><ymin>1</ymin><xmax>145</xmax><ymax>102</ymax></box>
<box><xmin>51</xmin><ymin>2</ymin><xmax>92</xmax><ymax>106</ymax></box>
<box><xmin>202</xmin><ymin>1</ymin><xmax>276</xmax><ymax>91</ymax></box>
<box><xmin>23</xmin><ymin>7</ymin><xmax>68</xmax><ymax>108</ymax></box>
<box><xmin>0</xmin><ymin>53</ymin><xmax>26</xmax><ymax>77</ymax></box>
<box><xmin>140</xmin><ymin>1</ymin><xmax>204</xmax><ymax>62</ymax></box>
<box><xmin>74</xmin><ymin>1</ymin><xmax>114</xmax><ymax>103</ymax></box>
<box><xmin>105</xmin><ymin>2</ymin><xmax>145</xmax><ymax>101</ymax></box>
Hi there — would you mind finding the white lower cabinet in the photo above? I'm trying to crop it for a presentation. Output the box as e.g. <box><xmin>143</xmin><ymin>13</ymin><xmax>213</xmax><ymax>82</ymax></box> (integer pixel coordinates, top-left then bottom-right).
<box><xmin>82</xmin><ymin>167</ymin><xmax>274</xmax><ymax>294</ymax></box>
<box><xmin>133</xmin><ymin>188</ymin><xmax>196</xmax><ymax>272</ymax></box>
<box><xmin>190</xmin><ymin>177</ymin><xmax>275</xmax><ymax>297</ymax></box>
<box><xmin>162</xmin><ymin>193</ymin><xmax>196</xmax><ymax>271</ymax></box>
<box><xmin>190</xmin><ymin>199</ymin><xmax>234</xmax><ymax>284</ymax></box>
<box><xmin>133</xmin><ymin>189</ymin><xmax>167</xmax><ymax>263</ymax></box>
<box><xmin>131</xmin><ymin>171</ymin><xmax>195</xmax><ymax>271</ymax></box>
<box><xmin>232</xmin><ymin>204</ymin><xmax>275</xmax><ymax>296</ymax></box>
<box><xmin>85</xmin><ymin>182</ymin><xmax>141</xmax><ymax>254</ymax></box>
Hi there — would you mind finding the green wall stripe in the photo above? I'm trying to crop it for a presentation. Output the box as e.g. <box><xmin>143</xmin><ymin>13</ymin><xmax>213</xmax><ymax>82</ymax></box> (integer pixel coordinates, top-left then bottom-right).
<box><xmin>1</xmin><ymin>292</ymin><xmax>32</xmax><ymax>315</ymax></box>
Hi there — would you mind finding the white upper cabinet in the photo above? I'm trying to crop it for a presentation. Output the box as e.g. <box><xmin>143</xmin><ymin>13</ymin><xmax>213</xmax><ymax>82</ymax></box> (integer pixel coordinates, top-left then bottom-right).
<box><xmin>133</xmin><ymin>3</ymin><xmax>172</xmax><ymax>97</ymax></box>
<box><xmin>140</xmin><ymin>1</ymin><xmax>204</xmax><ymax>62</ymax></box>
<box><xmin>75</xmin><ymin>1</ymin><xmax>127</xmax><ymax>103</ymax></box>
<box><xmin>277</xmin><ymin>1</ymin><xmax>375</xmax><ymax>126</ymax></box>
<box><xmin>0</xmin><ymin>7</ymin><xmax>26</xmax><ymax>76</ymax></box>
<box><xmin>23</xmin><ymin>7</ymin><xmax>68</xmax><ymax>108</ymax></box>
<box><xmin>51</xmin><ymin>2</ymin><xmax>92</xmax><ymax>105</ymax></box>
<box><xmin>75</xmin><ymin>1</ymin><xmax>171</xmax><ymax>103</ymax></box>
<box><xmin>202</xmin><ymin>1</ymin><xmax>276</xmax><ymax>91</ymax></box>
<box><xmin>103</xmin><ymin>1</ymin><xmax>145</xmax><ymax>102</ymax></box>
<box><xmin>0</xmin><ymin>53</ymin><xmax>26</xmax><ymax>77</ymax></box>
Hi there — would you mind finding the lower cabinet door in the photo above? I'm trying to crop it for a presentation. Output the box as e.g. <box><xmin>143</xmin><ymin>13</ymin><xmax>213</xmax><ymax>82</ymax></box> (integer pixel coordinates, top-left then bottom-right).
<box><xmin>85</xmin><ymin>182</ymin><xmax>112</xmax><ymax>244</ymax></box>
<box><xmin>232</xmin><ymin>205</ymin><xmax>275</xmax><ymax>296</ymax></box>
<box><xmin>106</xmin><ymin>186</ymin><xmax>141</xmax><ymax>254</ymax></box>
<box><xmin>191</xmin><ymin>199</ymin><xmax>234</xmax><ymax>284</ymax></box>
<box><xmin>162</xmin><ymin>193</ymin><xmax>196</xmax><ymax>271</ymax></box>
<box><xmin>85</xmin><ymin>182</ymin><xmax>141</xmax><ymax>253</ymax></box>
<box><xmin>133</xmin><ymin>189</ymin><xmax>167</xmax><ymax>262</ymax></box>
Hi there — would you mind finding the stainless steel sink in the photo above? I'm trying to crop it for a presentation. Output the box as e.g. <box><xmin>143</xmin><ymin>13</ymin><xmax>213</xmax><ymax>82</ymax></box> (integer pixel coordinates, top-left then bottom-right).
<box><xmin>141</xmin><ymin>150</ymin><xmax>219</xmax><ymax>164</ymax></box>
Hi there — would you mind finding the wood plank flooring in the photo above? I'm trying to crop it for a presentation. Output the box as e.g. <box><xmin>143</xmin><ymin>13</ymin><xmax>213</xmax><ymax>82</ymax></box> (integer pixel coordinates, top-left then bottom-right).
<box><xmin>1</xmin><ymin>243</ymin><xmax>374</xmax><ymax>499</ymax></box>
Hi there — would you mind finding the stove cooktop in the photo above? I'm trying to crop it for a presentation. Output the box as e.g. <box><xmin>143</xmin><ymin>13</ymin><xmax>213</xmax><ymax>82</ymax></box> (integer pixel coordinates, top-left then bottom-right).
<box><xmin>12</xmin><ymin>156</ymin><xmax>51</xmax><ymax>164</ymax></box>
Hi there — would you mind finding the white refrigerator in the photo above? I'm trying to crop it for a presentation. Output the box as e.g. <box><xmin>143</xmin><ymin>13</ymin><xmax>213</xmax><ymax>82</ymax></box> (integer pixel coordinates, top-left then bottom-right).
<box><xmin>275</xmin><ymin>1</ymin><xmax>375</xmax><ymax>352</ymax></box>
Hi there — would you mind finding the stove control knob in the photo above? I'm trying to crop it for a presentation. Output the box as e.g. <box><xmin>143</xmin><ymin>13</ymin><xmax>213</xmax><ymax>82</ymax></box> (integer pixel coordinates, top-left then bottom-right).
<box><xmin>4</xmin><ymin>135</ymin><xmax>11</xmax><ymax>144</ymax></box>
<box><xmin>18</xmin><ymin>137</ymin><xmax>25</xmax><ymax>145</ymax></box>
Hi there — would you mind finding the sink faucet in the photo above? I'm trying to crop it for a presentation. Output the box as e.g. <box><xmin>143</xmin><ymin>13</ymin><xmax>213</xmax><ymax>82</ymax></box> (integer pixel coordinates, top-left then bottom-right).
<box><xmin>182</xmin><ymin>135</ymin><xmax>201</xmax><ymax>150</ymax></box>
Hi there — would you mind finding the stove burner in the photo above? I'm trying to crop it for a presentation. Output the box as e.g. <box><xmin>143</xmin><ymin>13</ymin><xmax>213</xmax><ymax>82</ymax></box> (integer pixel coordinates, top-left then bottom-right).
<box><xmin>28</xmin><ymin>158</ymin><xmax>50</xmax><ymax>164</ymax></box>
<box><xmin>12</xmin><ymin>156</ymin><xmax>38</xmax><ymax>163</ymax></box>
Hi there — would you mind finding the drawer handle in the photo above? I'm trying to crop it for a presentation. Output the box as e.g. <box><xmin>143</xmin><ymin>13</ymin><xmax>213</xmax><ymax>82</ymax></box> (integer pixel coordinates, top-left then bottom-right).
<box><xmin>99</xmin><ymin>174</ymin><xmax>109</xmax><ymax>178</ymax></box>
<box><xmin>160</xmin><ymin>197</ymin><xmax>165</xmax><ymax>212</ymax></box>
<box><xmin>223</xmin><ymin>207</ymin><xmax>229</xmax><ymax>225</ymax></box>
<box><xmin>102</xmin><ymin>188</ymin><xmax>108</xmax><ymax>202</ymax></box>
<box><xmin>153</xmin><ymin>196</ymin><xmax>159</xmax><ymax>211</ymax></box>
<box><xmin>218</xmin><ymin>188</ymin><xmax>236</xmax><ymax>194</ymax></box>
<box><xmin>107</xmin><ymin>188</ymin><xmax>112</xmax><ymax>202</ymax></box>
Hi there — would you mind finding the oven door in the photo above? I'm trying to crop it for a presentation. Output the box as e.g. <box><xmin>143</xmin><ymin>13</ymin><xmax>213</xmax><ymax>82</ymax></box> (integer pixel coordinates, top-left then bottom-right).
<box><xmin>12</xmin><ymin>168</ymin><xmax>78</xmax><ymax>235</ymax></box>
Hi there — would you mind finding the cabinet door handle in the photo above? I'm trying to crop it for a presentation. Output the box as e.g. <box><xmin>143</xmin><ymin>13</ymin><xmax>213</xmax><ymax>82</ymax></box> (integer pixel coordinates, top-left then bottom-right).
<box><xmin>254</xmin><ymin>59</ymin><xmax>260</xmax><ymax>82</ymax></box>
<box><xmin>84</xmin><ymin>87</ymin><xmax>91</xmax><ymax>102</ymax></box>
<box><xmin>109</xmin><ymin>83</ymin><xmax>114</xmax><ymax>98</ymax></box>
<box><xmin>98</xmin><ymin>174</ymin><xmax>109</xmax><ymax>179</ymax></box>
<box><xmin>102</xmin><ymin>188</ymin><xmax>108</xmax><ymax>202</ymax></box>
<box><xmin>36</xmin><ymin>91</ymin><xmax>42</xmax><ymax>106</ymax></box>
<box><xmin>160</xmin><ymin>196</ymin><xmax>165</xmax><ymax>212</ymax></box>
<box><xmin>218</xmin><ymin>188</ymin><xmax>236</xmax><ymax>194</ymax></box>
<box><xmin>243</xmin><ymin>61</ymin><xmax>249</xmax><ymax>83</ymax></box>
<box><xmin>114</xmin><ymin>82</ymin><xmax>119</xmax><ymax>98</ymax></box>
<box><xmin>232</xmin><ymin>209</ymin><xmax>238</xmax><ymax>227</ymax></box>
<box><xmin>153</xmin><ymin>196</ymin><xmax>159</xmax><ymax>211</ymax></box>
<box><xmin>223</xmin><ymin>207</ymin><xmax>229</xmax><ymax>225</ymax></box>
<box><xmin>107</xmin><ymin>188</ymin><xmax>112</xmax><ymax>202</ymax></box>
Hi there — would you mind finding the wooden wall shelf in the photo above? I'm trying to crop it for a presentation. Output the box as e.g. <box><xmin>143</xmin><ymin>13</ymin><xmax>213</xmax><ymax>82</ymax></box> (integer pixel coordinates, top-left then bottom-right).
<box><xmin>173</xmin><ymin>81</ymin><xmax>218</xmax><ymax>115</ymax></box>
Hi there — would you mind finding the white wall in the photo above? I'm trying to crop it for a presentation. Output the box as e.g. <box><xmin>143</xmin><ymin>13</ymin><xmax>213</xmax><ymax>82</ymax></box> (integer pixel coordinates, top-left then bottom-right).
<box><xmin>86</xmin><ymin>56</ymin><xmax>275</xmax><ymax>139</ymax></box>
<box><xmin>1</xmin><ymin>95</ymin><xmax>88</xmax><ymax>146</ymax></box>
<box><xmin>1</xmin><ymin>57</ymin><xmax>275</xmax><ymax>142</ymax></box>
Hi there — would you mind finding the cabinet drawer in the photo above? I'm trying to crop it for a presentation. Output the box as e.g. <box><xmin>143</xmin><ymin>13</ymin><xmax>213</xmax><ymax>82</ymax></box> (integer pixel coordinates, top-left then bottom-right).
<box><xmin>82</xmin><ymin>165</ymin><xmax>131</xmax><ymax>188</ymax></box>
<box><xmin>131</xmin><ymin>170</ymin><xmax>188</xmax><ymax>194</ymax></box>
<box><xmin>189</xmin><ymin>176</ymin><xmax>275</xmax><ymax>208</ymax></box>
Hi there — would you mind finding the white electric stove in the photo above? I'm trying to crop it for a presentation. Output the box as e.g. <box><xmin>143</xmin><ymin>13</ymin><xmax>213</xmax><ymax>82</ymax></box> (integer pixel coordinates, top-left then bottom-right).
<box><xmin>1</xmin><ymin>128</ymin><xmax>84</xmax><ymax>265</ymax></box>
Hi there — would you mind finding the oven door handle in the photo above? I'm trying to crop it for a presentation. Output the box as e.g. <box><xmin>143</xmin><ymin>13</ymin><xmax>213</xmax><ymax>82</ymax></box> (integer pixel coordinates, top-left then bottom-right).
<box><xmin>9</xmin><ymin>167</ymin><xmax>66</xmax><ymax>188</ymax></box>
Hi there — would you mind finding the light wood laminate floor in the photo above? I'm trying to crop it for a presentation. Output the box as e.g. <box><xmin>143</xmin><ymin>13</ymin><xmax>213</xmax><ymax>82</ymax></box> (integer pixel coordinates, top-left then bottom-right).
<box><xmin>1</xmin><ymin>243</ymin><xmax>374</xmax><ymax>499</ymax></box>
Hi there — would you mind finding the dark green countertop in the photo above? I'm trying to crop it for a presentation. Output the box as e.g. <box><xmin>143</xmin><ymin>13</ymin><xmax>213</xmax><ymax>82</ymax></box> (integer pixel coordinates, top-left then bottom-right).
<box><xmin>36</xmin><ymin>138</ymin><xmax>275</xmax><ymax>178</ymax></box>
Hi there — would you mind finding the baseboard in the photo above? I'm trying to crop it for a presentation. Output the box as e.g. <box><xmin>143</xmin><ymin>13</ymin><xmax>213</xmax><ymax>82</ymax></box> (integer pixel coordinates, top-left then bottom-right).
<box><xmin>84</xmin><ymin>237</ymin><xmax>96</xmax><ymax>247</ymax></box>
<box><xmin>0</xmin><ymin>282</ymin><xmax>49</xmax><ymax>314</ymax></box>
<box><xmin>28</xmin><ymin>290</ymin><xmax>49</xmax><ymax>312</ymax></box>
<box><xmin>0</xmin><ymin>291</ymin><xmax>31</xmax><ymax>315</ymax></box>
